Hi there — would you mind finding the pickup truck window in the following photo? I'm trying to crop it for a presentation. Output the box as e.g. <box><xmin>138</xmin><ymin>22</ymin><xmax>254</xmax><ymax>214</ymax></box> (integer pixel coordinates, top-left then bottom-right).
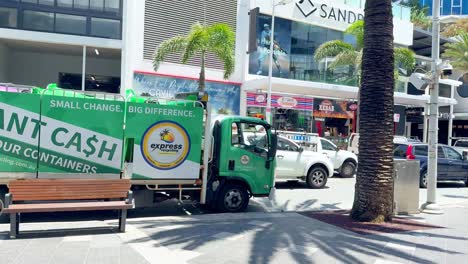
<box><xmin>321</xmin><ymin>139</ymin><xmax>336</xmax><ymax>151</ymax></box>
<box><xmin>455</xmin><ymin>141</ymin><xmax>468</xmax><ymax>148</ymax></box>
<box><xmin>278</xmin><ymin>138</ymin><xmax>299</xmax><ymax>152</ymax></box>
<box><xmin>445</xmin><ymin>147</ymin><xmax>462</xmax><ymax>160</ymax></box>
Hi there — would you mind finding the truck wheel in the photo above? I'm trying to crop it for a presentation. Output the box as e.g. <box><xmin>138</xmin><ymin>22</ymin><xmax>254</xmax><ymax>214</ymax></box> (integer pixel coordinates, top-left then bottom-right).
<box><xmin>420</xmin><ymin>171</ymin><xmax>428</xmax><ymax>189</ymax></box>
<box><xmin>306</xmin><ymin>167</ymin><xmax>328</xmax><ymax>189</ymax></box>
<box><xmin>216</xmin><ymin>183</ymin><xmax>249</xmax><ymax>213</ymax></box>
<box><xmin>340</xmin><ymin>161</ymin><xmax>356</xmax><ymax>178</ymax></box>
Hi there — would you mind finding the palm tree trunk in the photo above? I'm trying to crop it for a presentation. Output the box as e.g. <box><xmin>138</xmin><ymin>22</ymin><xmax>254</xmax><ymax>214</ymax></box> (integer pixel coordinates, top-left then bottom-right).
<box><xmin>199</xmin><ymin>51</ymin><xmax>206</xmax><ymax>92</ymax></box>
<box><xmin>350</xmin><ymin>0</ymin><xmax>395</xmax><ymax>222</ymax></box>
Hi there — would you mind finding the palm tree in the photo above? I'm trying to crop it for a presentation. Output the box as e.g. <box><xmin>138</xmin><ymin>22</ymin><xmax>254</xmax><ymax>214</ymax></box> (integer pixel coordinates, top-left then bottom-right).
<box><xmin>442</xmin><ymin>32</ymin><xmax>468</xmax><ymax>72</ymax></box>
<box><xmin>349</xmin><ymin>0</ymin><xmax>395</xmax><ymax>223</ymax></box>
<box><xmin>153</xmin><ymin>23</ymin><xmax>235</xmax><ymax>92</ymax></box>
<box><xmin>314</xmin><ymin>20</ymin><xmax>415</xmax><ymax>82</ymax></box>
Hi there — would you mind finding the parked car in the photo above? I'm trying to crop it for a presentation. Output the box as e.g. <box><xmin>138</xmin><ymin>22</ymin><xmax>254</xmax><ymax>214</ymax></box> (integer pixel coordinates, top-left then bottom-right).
<box><xmin>349</xmin><ymin>133</ymin><xmax>420</xmax><ymax>155</ymax></box>
<box><xmin>277</xmin><ymin>131</ymin><xmax>358</xmax><ymax>178</ymax></box>
<box><xmin>275</xmin><ymin>136</ymin><xmax>334</xmax><ymax>189</ymax></box>
<box><xmin>393</xmin><ymin>142</ymin><xmax>468</xmax><ymax>188</ymax></box>
<box><xmin>453</xmin><ymin>138</ymin><xmax>468</xmax><ymax>155</ymax></box>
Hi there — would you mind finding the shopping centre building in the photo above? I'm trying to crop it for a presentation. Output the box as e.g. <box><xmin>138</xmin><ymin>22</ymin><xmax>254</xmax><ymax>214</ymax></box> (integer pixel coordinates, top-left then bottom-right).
<box><xmin>0</xmin><ymin>0</ymin><xmax>462</xmax><ymax>141</ymax></box>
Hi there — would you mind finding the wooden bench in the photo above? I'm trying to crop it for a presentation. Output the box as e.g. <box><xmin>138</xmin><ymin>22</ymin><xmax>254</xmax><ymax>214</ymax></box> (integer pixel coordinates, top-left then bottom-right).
<box><xmin>2</xmin><ymin>179</ymin><xmax>133</xmax><ymax>239</ymax></box>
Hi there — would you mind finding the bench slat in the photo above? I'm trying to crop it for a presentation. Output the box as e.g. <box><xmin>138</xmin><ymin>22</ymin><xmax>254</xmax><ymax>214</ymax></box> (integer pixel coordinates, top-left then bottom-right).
<box><xmin>8</xmin><ymin>179</ymin><xmax>131</xmax><ymax>201</ymax></box>
<box><xmin>3</xmin><ymin>201</ymin><xmax>132</xmax><ymax>213</ymax></box>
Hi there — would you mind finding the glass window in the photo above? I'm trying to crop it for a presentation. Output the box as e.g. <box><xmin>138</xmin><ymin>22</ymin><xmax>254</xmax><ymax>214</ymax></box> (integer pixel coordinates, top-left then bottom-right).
<box><xmin>104</xmin><ymin>0</ymin><xmax>120</xmax><ymax>12</ymax></box>
<box><xmin>23</xmin><ymin>10</ymin><xmax>54</xmax><ymax>31</ymax></box>
<box><xmin>74</xmin><ymin>0</ymin><xmax>89</xmax><ymax>9</ymax></box>
<box><xmin>278</xmin><ymin>138</ymin><xmax>299</xmax><ymax>152</ymax></box>
<box><xmin>414</xmin><ymin>145</ymin><xmax>428</xmax><ymax>156</ymax></box>
<box><xmin>55</xmin><ymin>13</ymin><xmax>86</xmax><ymax>34</ymax></box>
<box><xmin>232</xmin><ymin>122</ymin><xmax>270</xmax><ymax>154</ymax></box>
<box><xmin>57</xmin><ymin>0</ymin><xmax>73</xmax><ymax>8</ymax></box>
<box><xmin>438</xmin><ymin>146</ymin><xmax>446</xmax><ymax>159</ymax></box>
<box><xmin>445</xmin><ymin>147</ymin><xmax>462</xmax><ymax>160</ymax></box>
<box><xmin>38</xmin><ymin>0</ymin><xmax>55</xmax><ymax>5</ymax></box>
<box><xmin>91</xmin><ymin>17</ymin><xmax>120</xmax><ymax>38</ymax></box>
<box><xmin>393</xmin><ymin>144</ymin><xmax>407</xmax><ymax>158</ymax></box>
<box><xmin>455</xmin><ymin>140</ymin><xmax>468</xmax><ymax>148</ymax></box>
<box><xmin>0</xmin><ymin>7</ymin><xmax>17</xmax><ymax>28</ymax></box>
<box><xmin>321</xmin><ymin>139</ymin><xmax>336</xmax><ymax>151</ymax></box>
<box><xmin>90</xmin><ymin>0</ymin><xmax>104</xmax><ymax>11</ymax></box>
<box><xmin>22</xmin><ymin>0</ymin><xmax>38</xmax><ymax>3</ymax></box>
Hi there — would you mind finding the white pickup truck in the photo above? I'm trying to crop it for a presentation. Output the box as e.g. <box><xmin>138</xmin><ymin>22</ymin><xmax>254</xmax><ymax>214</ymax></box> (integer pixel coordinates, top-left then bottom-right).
<box><xmin>453</xmin><ymin>138</ymin><xmax>468</xmax><ymax>155</ymax></box>
<box><xmin>277</xmin><ymin>131</ymin><xmax>358</xmax><ymax>178</ymax></box>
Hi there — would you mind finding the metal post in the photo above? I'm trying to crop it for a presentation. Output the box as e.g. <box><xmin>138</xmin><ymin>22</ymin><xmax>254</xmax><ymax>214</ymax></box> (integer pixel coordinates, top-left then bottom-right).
<box><xmin>448</xmin><ymin>85</ymin><xmax>455</xmax><ymax>146</ymax></box>
<box><xmin>265</xmin><ymin>1</ymin><xmax>275</xmax><ymax>124</ymax></box>
<box><xmin>81</xmin><ymin>45</ymin><xmax>86</xmax><ymax>92</ymax></box>
<box><xmin>422</xmin><ymin>0</ymin><xmax>443</xmax><ymax>214</ymax></box>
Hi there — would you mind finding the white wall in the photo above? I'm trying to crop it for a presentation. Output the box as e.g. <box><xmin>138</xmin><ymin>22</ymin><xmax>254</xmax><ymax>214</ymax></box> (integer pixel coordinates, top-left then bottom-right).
<box><xmin>8</xmin><ymin>50</ymin><xmax>120</xmax><ymax>88</ymax></box>
<box><xmin>0</xmin><ymin>43</ymin><xmax>8</xmax><ymax>83</ymax></box>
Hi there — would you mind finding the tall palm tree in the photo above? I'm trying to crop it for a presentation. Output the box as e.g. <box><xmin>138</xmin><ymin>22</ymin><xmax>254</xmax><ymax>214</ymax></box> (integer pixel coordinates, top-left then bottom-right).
<box><xmin>442</xmin><ymin>32</ymin><xmax>468</xmax><ymax>72</ymax></box>
<box><xmin>350</xmin><ymin>0</ymin><xmax>395</xmax><ymax>223</ymax></box>
<box><xmin>314</xmin><ymin>20</ymin><xmax>415</xmax><ymax>81</ymax></box>
<box><xmin>153</xmin><ymin>23</ymin><xmax>235</xmax><ymax>92</ymax></box>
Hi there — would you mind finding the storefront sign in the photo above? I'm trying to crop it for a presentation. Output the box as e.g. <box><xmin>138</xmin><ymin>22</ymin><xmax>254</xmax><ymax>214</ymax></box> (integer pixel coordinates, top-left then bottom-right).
<box><xmin>295</xmin><ymin>0</ymin><xmax>364</xmax><ymax>25</ymax></box>
<box><xmin>133</xmin><ymin>72</ymin><xmax>240</xmax><ymax>116</ymax></box>
<box><xmin>247</xmin><ymin>92</ymin><xmax>313</xmax><ymax>111</ymax></box>
<box><xmin>277</xmin><ymin>96</ymin><xmax>298</xmax><ymax>108</ymax></box>
<box><xmin>313</xmin><ymin>99</ymin><xmax>354</xmax><ymax>119</ymax></box>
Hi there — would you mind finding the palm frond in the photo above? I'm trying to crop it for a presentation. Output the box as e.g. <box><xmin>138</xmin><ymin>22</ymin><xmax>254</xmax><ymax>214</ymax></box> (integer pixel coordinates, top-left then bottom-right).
<box><xmin>329</xmin><ymin>49</ymin><xmax>360</xmax><ymax>69</ymax></box>
<box><xmin>345</xmin><ymin>20</ymin><xmax>364</xmax><ymax>49</ymax></box>
<box><xmin>182</xmin><ymin>23</ymin><xmax>207</xmax><ymax>64</ymax></box>
<box><xmin>394</xmin><ymin>47</ymin><xmax>416</xmax><ymax>72</ymax></box>
<box><xmin>153</xmin><ymin>36</ymin><xmax>187</xmax><ymax>71</ymax></box>
<box><xmin>314</xmin><ymin>40</ymin><xmax>354</xmax><ymax>61</ymax></box>
<box><xmin>443</xmin><ymin>32</ymin><xmax>468</xmax><ymax>72</ymax></box>
<box><xmin>207</xmin><ymin>23</ymin><xmax>236</xmax><ymax>79</ymax></box>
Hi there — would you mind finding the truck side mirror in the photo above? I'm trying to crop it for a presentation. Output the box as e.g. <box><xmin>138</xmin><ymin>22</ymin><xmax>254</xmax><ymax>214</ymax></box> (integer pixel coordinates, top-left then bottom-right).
<box><xmin>298</xmin><ymin>147</ymin><xmax>304</xmax><ymax>153</ymax></box>
<box><xmin>463</xmin><ymin>151</ymin><xmax>468</xmax><ymax>161</ymax></box>
<box><xmin>268</xmin><ymin>134</ymin><xmax>278</xmax><ymax>161</ymax></box>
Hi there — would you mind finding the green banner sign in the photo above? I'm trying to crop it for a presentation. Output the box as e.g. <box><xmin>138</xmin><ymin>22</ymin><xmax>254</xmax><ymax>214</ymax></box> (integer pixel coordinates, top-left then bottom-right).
<box><xmin>125</xmin><ymin>101</ymin><xmax>204</xmax><ymax>180</ymax></box>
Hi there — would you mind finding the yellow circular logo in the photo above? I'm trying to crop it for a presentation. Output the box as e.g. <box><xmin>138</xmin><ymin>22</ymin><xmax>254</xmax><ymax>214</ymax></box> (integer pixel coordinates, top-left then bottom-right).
<box><xmin>141</xmin><ymin>121</ymin><xmax>191</xmax><ymax>170</ymax></box>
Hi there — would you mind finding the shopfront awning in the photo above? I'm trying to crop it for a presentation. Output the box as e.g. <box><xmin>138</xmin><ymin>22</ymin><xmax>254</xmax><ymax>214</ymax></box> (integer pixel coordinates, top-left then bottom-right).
<box><xmin>244</xmin><ymin>76</ymin><xmax>457</xmax><ymax>107</ymax></box>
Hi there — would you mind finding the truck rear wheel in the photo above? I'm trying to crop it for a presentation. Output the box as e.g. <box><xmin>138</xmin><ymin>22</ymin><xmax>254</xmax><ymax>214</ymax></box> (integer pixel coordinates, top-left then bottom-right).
<box><xmin>340</xmin><ymin>161</ymin><xmax>356</xmax><ymax>178</ymax></box>
<box><xmin>216</xmin><ymin>183</ymin><xmax>249</xmax><ymax>213</ymax></box>
<box><xmin>306</xmin><ymin>167</ymin><xmax>328</xmax><ymax>189</ymax></box>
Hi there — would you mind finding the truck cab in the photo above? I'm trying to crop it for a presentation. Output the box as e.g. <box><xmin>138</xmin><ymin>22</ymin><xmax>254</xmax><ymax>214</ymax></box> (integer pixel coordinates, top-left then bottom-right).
<box><xmin>208</xmin><ymin>116</ymin><xmax>277</xmax><ymax>212</ymax></box>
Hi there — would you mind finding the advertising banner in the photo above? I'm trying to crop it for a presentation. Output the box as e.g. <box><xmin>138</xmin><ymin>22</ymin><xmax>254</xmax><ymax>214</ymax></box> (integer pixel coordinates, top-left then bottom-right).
<box><xmin>37</xmin><ymin>95</ymin><xmax>125</xmax><ymax>176</ymax></box>
<box><xmin>247</xmin><ymin>92</ymin><xmax>313</xmax><ymax>111</ymax></box>
<box><xmin>248</xmin><ymin>14</ymin><xmax>292</xmax><ymax>78</ymax></box>
<box><xmin>313</xmin><ymin>99</ymin><xmax>355</xmax><ymax>119</ymax></box>
<box><xmin>0</xmin><ymin>91</ymin><xmax>41</xmax><ymax>174</ymax></box>
<box><xmin>125</xmin><ymin>102</ymin><xmax>204</xmax><ymax>180</ymax></box>
<box><xmin>133</xmin><ymin>72</ymin><xmax>240</xmax><ymax>116</ymax></box>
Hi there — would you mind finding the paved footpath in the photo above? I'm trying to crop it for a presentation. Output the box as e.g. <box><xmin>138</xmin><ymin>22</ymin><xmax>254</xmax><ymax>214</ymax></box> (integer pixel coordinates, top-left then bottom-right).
<box><xmin>1</xmin><ymin>201</ymin><xmax>468</xmax><ymax>264</ymax></box>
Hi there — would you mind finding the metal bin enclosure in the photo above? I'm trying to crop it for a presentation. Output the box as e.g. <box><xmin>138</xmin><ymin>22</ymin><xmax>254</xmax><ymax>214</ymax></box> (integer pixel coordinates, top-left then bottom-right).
<box><xmin>393</xmin><ymin>159</ymin><xmax>420</xmax><ymax>215</ymax></box>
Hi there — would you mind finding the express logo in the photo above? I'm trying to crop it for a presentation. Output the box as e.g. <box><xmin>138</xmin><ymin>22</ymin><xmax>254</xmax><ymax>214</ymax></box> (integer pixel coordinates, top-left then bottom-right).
<box><xmin>141</xmin><ymin>121</ymin><xmax>190</xmax><ymax>170</ymax></box>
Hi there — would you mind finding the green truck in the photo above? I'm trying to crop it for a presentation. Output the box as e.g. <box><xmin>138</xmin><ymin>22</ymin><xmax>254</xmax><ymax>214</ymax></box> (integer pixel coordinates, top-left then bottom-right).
<box><xmin>0</xmin><ymin>84</ymin><xmax>278</xmax><ymax>218</ymax></box>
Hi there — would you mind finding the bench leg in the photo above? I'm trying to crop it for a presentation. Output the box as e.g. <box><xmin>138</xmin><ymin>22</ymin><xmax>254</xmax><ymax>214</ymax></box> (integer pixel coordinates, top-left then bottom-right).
<box><xmin>10</xmin><ymin>213</ymin><xmax>18</xmax><ymax>239</ymax></box>
<box><xmin>119</xmin><ymin>209</ymin><xmax>127</xmax><ymax>233</ymax></box>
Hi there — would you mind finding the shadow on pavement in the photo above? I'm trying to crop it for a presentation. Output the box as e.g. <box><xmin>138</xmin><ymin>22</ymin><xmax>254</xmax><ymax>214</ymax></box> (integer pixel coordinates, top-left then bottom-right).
<box><xmin>126</xmin><ymin>214</ymin><xmax>465</xmax><ymax>264</ymax></box>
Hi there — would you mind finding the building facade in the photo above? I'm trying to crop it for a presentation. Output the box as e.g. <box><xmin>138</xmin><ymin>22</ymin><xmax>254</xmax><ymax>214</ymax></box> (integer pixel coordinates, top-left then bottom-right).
<box><xmin>0</xmin><ymin>0</ymin><xmax>458</xmax><ymax>141</ymax></box>
<box><xmin>420</xmin><ymin>0</ymin><xmax>468</xmax><ymax>16</ymax></box>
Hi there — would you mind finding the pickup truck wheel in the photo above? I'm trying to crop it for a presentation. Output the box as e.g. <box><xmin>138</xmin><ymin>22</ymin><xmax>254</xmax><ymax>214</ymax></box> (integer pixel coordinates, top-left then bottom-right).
<box><xmin>306</xmin><ymin>167</ymin><xmax>328</xmax><ymax>189</ymax></box>
<box><xmin>340</xmin><ymin>161</ymin><xmax>356</xmax><ymax>178</ymax></box>
<box><xmin>420</xmin><ymin>171</ymin><xmax>428</xmax><ymax>189</ymax></box>
<box><xmin>216</xmin><ymin>183</ymin><xmax>249</xmax><ymax>213</ymax></box>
